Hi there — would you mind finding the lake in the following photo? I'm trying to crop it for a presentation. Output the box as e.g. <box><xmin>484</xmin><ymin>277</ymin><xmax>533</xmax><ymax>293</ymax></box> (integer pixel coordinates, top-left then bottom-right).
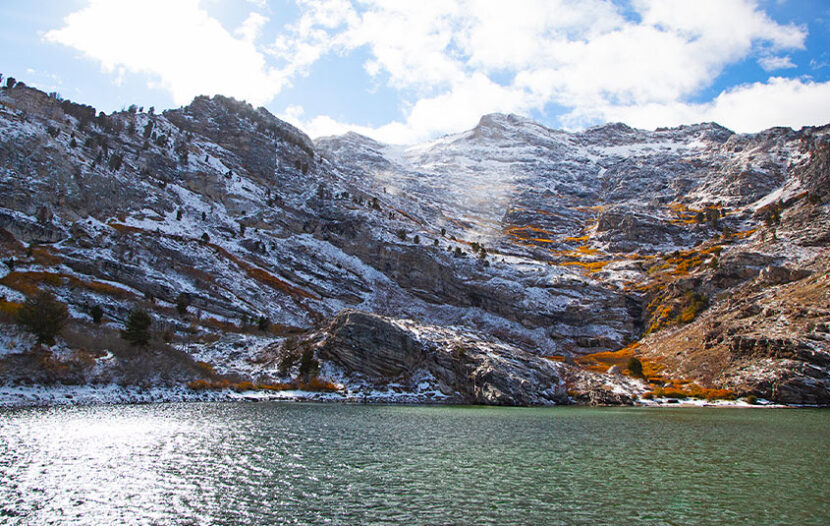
<box><xmin>1</xmin><ymin>403</ymin><xmax>828</xmax><ymax>525</ymax></box>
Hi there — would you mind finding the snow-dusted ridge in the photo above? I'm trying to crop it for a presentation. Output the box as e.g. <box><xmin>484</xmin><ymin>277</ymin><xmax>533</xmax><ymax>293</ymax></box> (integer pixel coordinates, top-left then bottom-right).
<box><xmin>1</xmin><ymin>83</ymin><xmax>829</xmax><ymax>406</ymax></box>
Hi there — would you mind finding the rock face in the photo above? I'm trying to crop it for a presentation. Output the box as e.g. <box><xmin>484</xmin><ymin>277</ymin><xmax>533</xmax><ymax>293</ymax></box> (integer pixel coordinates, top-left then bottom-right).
<box><xmin>318</xmin><ymin>310</ymin><xmax>569</xmax><ymax>405</ymax></box>
<box><xmin>0</xmin><ymin>80</ymin><xmax>828</xmax><ymax>405</ymax></box>
<box><xmin>318</xmin><ymin>310</ymin><xmax>426</xmax><ymax>378</ymax></box>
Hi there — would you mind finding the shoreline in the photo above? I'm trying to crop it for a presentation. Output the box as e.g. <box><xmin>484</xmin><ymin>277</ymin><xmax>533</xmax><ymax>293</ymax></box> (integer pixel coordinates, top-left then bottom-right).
<box><xmin>1</xmin><ymin>383</ymin><xmax>823</xmax><ymax>409</ymax></box>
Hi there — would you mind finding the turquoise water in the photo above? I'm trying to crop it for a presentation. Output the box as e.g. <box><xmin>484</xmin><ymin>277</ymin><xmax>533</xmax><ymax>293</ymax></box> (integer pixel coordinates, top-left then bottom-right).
<box><xmin>0</xmin><ymin>403</ymin><xmax>828</xmax><ymax>525</ymax></box>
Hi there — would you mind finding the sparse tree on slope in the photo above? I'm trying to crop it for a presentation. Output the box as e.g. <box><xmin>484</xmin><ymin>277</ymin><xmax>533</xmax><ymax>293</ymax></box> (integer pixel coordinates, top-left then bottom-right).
<box><xmin>121</xmin><ymin>308</ymin><xmax>152</xmax><ymax>347</ymax></box>
<box><xmin>16</xmin><ymin>292</ymin><xmax>69</xmax><ymax>345</ymax></box>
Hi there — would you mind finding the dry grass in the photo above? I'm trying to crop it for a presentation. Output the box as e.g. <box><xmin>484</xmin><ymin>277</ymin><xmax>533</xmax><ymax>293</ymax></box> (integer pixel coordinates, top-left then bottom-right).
<box><xmin>187</xmin><ymin>377</ymin><xmax>339</xmax><ymax>392</ymax></box>
<box><xmin>560</xmin><ymin>260</ymin><xmax>611</xmax><ymax>272</ymax></box>
<box><xmin>207</xmin><ymin>242</ymin><xmax>319</xmax><ymax>300</ymax></box>
<box><xmin>0</xmin><ymin>299</ymin><xmax>23</xmax><ymax>320</ymax></box>
<box><xmin>108</xmin><ymin>222</ymin><xmax>146</xmax><ymax>234</ymax></box>
<box><xmin>30</xmin><ymin>246</ymin><xmax>61</xmax><ymax>267</ymax></box>
<box><xmin>564</xmin><ymin>234</ymin><xmax>590</xmax><ymax>242</ymax></box>
<box><xmin>644</xmin><ymin>384</ymin><xmax>735</xmax><ymax>401</ymax></box>
<box><xmin>563</xmin><ymin>341</ymin><xmax>735</xmax><ymax>401</ymax></box>
<box><xmin>0</xmin><ymin>271</ymin><xmax>63</xmax><ymax>295</ymax></box>
<box><xmin>80</xmin><ymin>279</ymin><xmax>136</xmax><ymax>300</ymax></box>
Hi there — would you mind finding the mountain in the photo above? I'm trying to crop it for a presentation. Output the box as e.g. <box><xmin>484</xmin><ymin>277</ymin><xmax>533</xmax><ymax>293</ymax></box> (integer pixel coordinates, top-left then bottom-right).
<box><xmin>0</xmin><ymin>80</ymin><xmax>827</xmax><ymax>406</ymax></box>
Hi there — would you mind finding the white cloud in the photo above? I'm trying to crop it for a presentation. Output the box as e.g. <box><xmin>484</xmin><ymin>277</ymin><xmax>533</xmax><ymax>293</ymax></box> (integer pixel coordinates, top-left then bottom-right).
<box><xmin>277</xmin><ymin>0</ymin><xmax>811</xmax><ymax>142</ymax></box>
<box><xmin>45</xmin><ymin>0</ymin><xmax>288</xmax><ymax>105</ymax></box>
<box><xmin>758</xmin><ymin>55</ymin><xmax>797</xmax><ymax>71</ymax></box>
<box><xmin>236</xmin><ymin>12</ymin><xmax>269</xmax><ymax>43</ymax></box>
<box><xmin>586</xmin><ymin>77</ymin><xmax>830</xmax><ymax>132</ymax></box>
<box><xmin>45</xmin><ymin>0</ymin><xmax>820</xmax><ymax>143</ymax></box>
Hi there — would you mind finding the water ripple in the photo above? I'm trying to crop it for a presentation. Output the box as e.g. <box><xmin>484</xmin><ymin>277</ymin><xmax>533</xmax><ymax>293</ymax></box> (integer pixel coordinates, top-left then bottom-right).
<box><xmin>0</xmin><ymin>403</ymin><xmax>828</xmax><ymax>525</ymax></box>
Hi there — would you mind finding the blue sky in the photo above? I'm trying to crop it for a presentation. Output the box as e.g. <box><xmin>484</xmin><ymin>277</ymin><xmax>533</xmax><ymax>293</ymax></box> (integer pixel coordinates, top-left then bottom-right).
<box><xmin>1</xmin><ymin>0</ymin><xmax>829</xmax><ymax>143</ymax></box>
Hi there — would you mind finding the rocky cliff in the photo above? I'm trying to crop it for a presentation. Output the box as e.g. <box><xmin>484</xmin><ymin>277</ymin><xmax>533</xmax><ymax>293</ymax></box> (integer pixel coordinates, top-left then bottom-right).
<box><xmin>0</xmin><ymin>80</ymin><xmax>827</xmax><ymax>406</ymax></box>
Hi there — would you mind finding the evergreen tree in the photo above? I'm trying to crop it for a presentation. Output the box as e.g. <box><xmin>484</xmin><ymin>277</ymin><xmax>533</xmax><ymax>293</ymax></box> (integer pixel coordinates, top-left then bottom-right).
<box><xmin>258</xmin><ymin>315</ymin><xmax>270</xmax><ymax>332</ymax></box>
<box><xmin>16</xmin><ymin>292</ymin><xmax>69</xmax><ymax>345</ymax></box>
<box><xmin>121</xmin><ymin>308</ymin><xmax>152</xmax><ymax>347</ymax></box>
<box><xmin>90</xmin><ymin>305</ymin><xmax>104</xmax><ymax>324</ymax></box>
<box><xmin>176</xmin><ymin>293</ymin><xmax>191</xmax><ymax>315</ymax></box>
<box><xmin>299</xmin><ymin>347</ymin><xmax>320</xmax><ymax>382</ymax></box>
<box><xmin>627</xmin><ymin>357</ymin><xmax>644</xmax><ymax>377</ymax></box>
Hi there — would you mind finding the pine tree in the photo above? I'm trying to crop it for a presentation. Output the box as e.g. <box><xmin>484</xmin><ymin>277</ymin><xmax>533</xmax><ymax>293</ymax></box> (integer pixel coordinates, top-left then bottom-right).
<box><xmin>176</xmin><ymin>293</ymin><xmax>191</xmax><ymax>315</ymax></box>
<box><xmin>299</xmin><ymin>346</ymin><xmax>320</xmax><ymax>382</ymax></box>
<box><xmin>258</xmin><ymin>315</ymin><xmax>270</xmax><ymax>332</ymax></box>
<box><xmin>16</xmin><ymin>292</ymin><xmax>69</xmax><ymax>345</ymax></box>
<box><xmin>90</xmin><ymin>305</ymin><xmax>104</xmax><ymax>324</ymax></box>
<box><xmin>626</xmin><ymin>357</ymin><xmax>643</xmax><ymax>377</ymax></box>
<box><xmin>121</xmin><ymin>309</ymin><xmax>152</xmax><ymax>347</ymax></box>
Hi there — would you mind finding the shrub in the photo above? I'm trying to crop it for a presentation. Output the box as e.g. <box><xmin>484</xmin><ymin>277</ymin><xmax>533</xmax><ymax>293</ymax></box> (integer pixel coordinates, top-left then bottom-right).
<box><xmin>258</xmin><ymin>315</ymin><xmax>270</xmax><ymax>332</ymax></box>
<box><xmin>396</xmin><ymin>229</ymin><xmax>406</xmax><ymax>241</ymax></box>
<box><xmin>413</xmin><ymin>234</ymin><xmax>420</xmax><ymax>244</ymax></box>
<box><xmin>201</xmin><ymin>232</ymin><xmax>210</xmax><ymax>243</ymax></box>
<box><xmin>746</xmin><ymin>395</ymin><xmax>758</xmax><ymax>405</ymax></box>
<box><xmin>108</xmin><ymin>153</ymin><xmax>123</xmax><ymax>171</ymax></box>
<box><xmin>90</xmin><ymin>305</ymin><xmax>104</xmax><ymax>324</ymax></box>
<box><xmin>176</xmin><ymin>292</ymin><xmax>191</xmax><ymax>315</ymax></box>
<box><xmin>679</xmin><ymin>292</ymin><xmax>707</xmax><ymax>324</ymax></box>
<box><xmin>16</xmin><ymin>292</ymin><xmax>69</xmax><ymax>345</ymax></box>
<box><xmin>626</xmin><ymin>357</ymin><xmax>643</xmax><ymax>377</ymax></box>
<box><xmin>121</xmin><ymin>308</ymin><xmax>152</xmax><ymax>347</ymax></box>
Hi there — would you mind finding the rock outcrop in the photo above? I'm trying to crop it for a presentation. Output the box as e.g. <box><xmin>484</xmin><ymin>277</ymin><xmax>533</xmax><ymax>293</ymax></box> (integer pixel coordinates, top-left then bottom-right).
<box><xmin>317</xmin><ymin>310</ymin><xmax>569</xmax><ymax>405</ymax></box>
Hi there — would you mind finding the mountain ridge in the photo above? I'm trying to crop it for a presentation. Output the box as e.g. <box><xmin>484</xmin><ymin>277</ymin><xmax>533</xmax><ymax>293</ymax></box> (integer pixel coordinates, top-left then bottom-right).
<box><xmin>0</xmin><ymin>79</ymin><xmax>827</xmax><ymax>406</ymax></box>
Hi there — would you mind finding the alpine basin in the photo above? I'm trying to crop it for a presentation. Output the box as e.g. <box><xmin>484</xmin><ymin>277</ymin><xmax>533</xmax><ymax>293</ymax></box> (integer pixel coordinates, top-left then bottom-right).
<box><xmin>1</xmin><ymin>403</ymin><xmax>828</xmax><ymax>525</ymax></box>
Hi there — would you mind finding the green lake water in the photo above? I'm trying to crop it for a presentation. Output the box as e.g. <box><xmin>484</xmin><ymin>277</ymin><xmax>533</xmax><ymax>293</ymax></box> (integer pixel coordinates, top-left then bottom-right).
<box><xmin>0</xmin><ymin>403</ymin><xmax>828</xmax><ymax>525</ymax></box>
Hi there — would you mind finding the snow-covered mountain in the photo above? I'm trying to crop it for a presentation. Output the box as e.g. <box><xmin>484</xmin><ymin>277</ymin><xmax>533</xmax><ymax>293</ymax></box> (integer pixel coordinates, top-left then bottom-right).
<box><xmin>0</xmin><ymin>81</ymin><xmax>828</xmax><ymax>406</ymax></box>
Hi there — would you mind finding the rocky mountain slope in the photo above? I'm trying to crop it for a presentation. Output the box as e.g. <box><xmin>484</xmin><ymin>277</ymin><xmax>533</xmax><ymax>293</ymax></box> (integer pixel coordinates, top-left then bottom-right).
<box><xmin>0</xmin><ymin>79</ymin><xmax>827</xmax><ymax>406</ymax></box>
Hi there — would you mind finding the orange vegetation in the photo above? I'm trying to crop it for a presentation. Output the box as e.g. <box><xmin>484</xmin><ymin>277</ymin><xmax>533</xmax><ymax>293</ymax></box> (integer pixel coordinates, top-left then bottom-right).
<box><xmin>0</xmin><ymin>271</ymin><xmax>63</xmax><ymax>295</ymax></box>
<box><xmin>0</xmin><ymin>299</ymin><xmax>23</xmax><ymax>319</ymax></box>
<box><xmin>560</xmin><ymin>260</ymin><xmax>610</xmax><ymax>272</ymax></box>
<box><xmin>0</xmin><ymin>270</ymin><xmax>138</xmax><ymax>301</ymax></box>
<box><xmin>564</xmin><ymin>234</ymin><xmax>589</xmax><ymax>242</ymax></box>
<box><xmin>730</xmin><ymin>228</ymin><xmax>758</xmax><ymax>239</ymax></box>
<box><xmin>555</xmin><ymin>341</ymin><xmax>736</xmax><ymax>401</ymax></box>
<box><xmin>108</xmin><ymin>222</ymin><xmax>146</xmax><ymax>234</ymax></box>
<box><xmin>643</xmin><ymin>384</ymin><xmax>735</xmax><ymax>401</ymax></box>
<box><xmin>206</xmin><ymin>243</ymin><xmax>319</xmax><ymax>300</ymax></box>
<box><xmin>575</xmin><ymin>245</ymin><xmax>601</xmax><ymax>256</ymax></box>
<box><xmin>187</xmin><ymin>377</ymin><xmax>339</xmax><ymax>392</ymax></box>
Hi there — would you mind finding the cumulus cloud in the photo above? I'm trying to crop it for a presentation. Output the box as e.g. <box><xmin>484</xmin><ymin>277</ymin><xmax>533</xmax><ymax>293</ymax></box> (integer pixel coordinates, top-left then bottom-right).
<box><xmin>236</xmin><ymin>12</ymin><xmax>269</xmax><ymax>43</ymax></box>
<box><xmin>45</xmin><ymin>0</ymin><xmax>288</xmax><ymax>105</ymax></box>
<box><xmin>758</xmin><ymin>55</ymin><xmax>797</xmax><ymax>71</ymax></box>
<box><xmin>584</xmin><ymin>77</ymin><xmax>830</xmax><ymax>132</ymax></box>
<box><xmin>45</xmin><ymin>0</ymin><xmax>822</xmax><ymax>143</ymax></box>
<box><xmin>276</xmin><ymin>0</ymin><xmax>813</xmax><ymax>142</ymax></box>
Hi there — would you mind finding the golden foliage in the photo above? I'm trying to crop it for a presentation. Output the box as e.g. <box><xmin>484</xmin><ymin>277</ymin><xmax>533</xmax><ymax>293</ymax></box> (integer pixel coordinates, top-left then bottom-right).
<box><xmin>186</xmin><ymin>377</ymin><xmax>340</xmax><ymax>392</ymax></box>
